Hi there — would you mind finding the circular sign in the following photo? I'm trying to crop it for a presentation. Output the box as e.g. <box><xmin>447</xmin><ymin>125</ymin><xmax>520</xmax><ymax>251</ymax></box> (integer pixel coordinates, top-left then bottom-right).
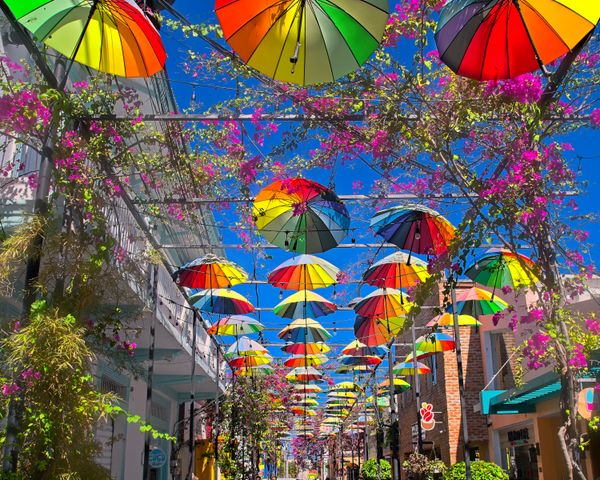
<box><xmin>149</xmin><ymin>448</ymin><xmax>167</xmax><ymax>469</ymax></box>
<box><xmin>578</xmin><ymin>387</ymin><xmax>599</xmax><ymax>420</ymax></box>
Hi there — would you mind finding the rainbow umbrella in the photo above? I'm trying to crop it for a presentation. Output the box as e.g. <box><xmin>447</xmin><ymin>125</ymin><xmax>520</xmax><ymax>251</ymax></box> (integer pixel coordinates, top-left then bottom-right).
<box><xmin>224</xmin><ymin>336</ymin><xmax>268</xmax><ymax>358</ymax></box>
<box><xmin>330</xmin><ymin>382</ymin><xmax>363</xmax><ymax>393</ymax></box>
<box><xmin>465</xmin><ymin>249</ymin><xmax>538</xmax><ymax>292</ymax></box>
<box><xmin>292</xmin><ymin>397</ymin><xmax>319</xmax><ymax>407</ymax></box>
<box><xmin>335</xmin><ymin>365</ymin><xmax>371</xmax><ymax>373</ymax></box>
<box><xmin>327</xmin><ymin>391</ymin><xmax>358</xmax><ymax>399</ymax></box>
<box><xmin>228</xmin><ymin>354</ymin><xmax>272</xmax><ymax>368</ymax></box>
<box><xmin>447</xmin><ymin>287</ymin><xmax>509</xmax><ymax>316</ymax></box>
<box><xmin>215</xmin><ymin>0</ymin><xmax>390</xmax><ymax>85</ymax></box>
<box><xmin>284</xmin><ymin>354</ymin><xmax>328</xmax><ymax>368</ymax></box>
<box><xmin>274</xmin><ymin>290</ymin><xmax>337</xmax><ymax>319</ymax></box>
<box><xmin>286</xmin><ymin>366</ymin><xmax>323</xmax><ymax>382</ymax></box>
<box><xmin>354</xmin><ymin>315</ymin><xmax>406</xmax><ymax>346</ymax></box>
<box><xmin>378</xmin><ymin>378</ymin><xmax>411</xmax><ymax>394</ymax></box>
<box><xmin>427</xmin><ymin>313</ymin><xmax>481</xmax><ymax>328</ymax></box>
<box><xmin>207</xmin><ymin>315</ymin><xmax>264</xmax><ymax>336</ymax></box>
<box><xmin>405</xmin><ymin>349</ymin><xmax>435</xmax><ymax>362</ymax></box>
<box><xmin>253</xmin><ymin>178</ymin><xmax>350</xmax><ymax>254</ymax></box>
<box><xmin>339</xmin><ymin>355</ymin><xmax>382</xmax><ymax>366</ymax></box>
<box><xmin>190</xmin><ymin>289</ymin><xmax>254</xmax><ymax>315</ymax></box>
<box><xmin>354</xmin><ymin>288</ymin><xmax>412</xmax><ymax>318</ymax></box>
<box><xmin>435</xmin><ymin>0</ymin><xmax>600</xmax><ymax>81</ymax></box>
<box><xmin>363</xmin><ymin>252</ymin><xmax>430</xmax><ymax>290</ymax></box>
<box><xmin>278</xmin><ymin>318</ymin><xmax>332</xmax><ymax>343</ymax></box>
<box><xmin>323</xmin><ymin>417</ymin><xmax>343</xmax><ymax>425</ymax></box>
<box><xmin>414</xmin><ymin>332</ymin><xmax>456</xmax><ymax>354</ymax></box>
<box><xmin>291</xmin><ymin>406</ymin><xmax>317</xmax><ymax>416</ymax></box>
<box><xmin>282</xmin><ymin>342</ymin><xmax>331</xmax><ymax>355</ymax></box>
<box><xmin>233</xmin><ymin>365</ymin><xmax>274</xmax><ymax>377</ymax></box>
<box><xmin>174</xmin><ymin>253</ymin><xmax>247</xmax><ymax>289</ymax></box>
<box><xmin>393</xmin><ymin>361</ymin><xmax>431</xmax><ymax>376</ymax></box>
<box><xmin>293</xmin><ymin>384</ymin><xmax>322</xmax><ymax>394</ymax></box>
<box><xmin>370</xmin><ymin>205</ymin><xmax>456</xmax><ymax>256</ymax></box>
<box><xmin>268</xmin><ymin>254</ymin><xmax>340</xmax><ymax>290</ymax></box>
<box><xmin>342</xmin><ymin>340</ymin><xmax>388</xmax><ymax>357</ymax></box>
<box><xmin>6</xmin><ymin>0</ymin><xmax>166</xmax><ymax>77</ymax></box>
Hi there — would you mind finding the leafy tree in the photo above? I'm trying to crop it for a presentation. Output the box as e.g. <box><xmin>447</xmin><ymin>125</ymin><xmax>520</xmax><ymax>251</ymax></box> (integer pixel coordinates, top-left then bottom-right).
<box><xmin>445</xmin><ymin>461</ymin><xmax>508</xmax><ymax>480</ymax></box>
<box><xmin>361</xmin><ymin>458</ymin><xmax>391</xmax><ymax>480</ymax></box>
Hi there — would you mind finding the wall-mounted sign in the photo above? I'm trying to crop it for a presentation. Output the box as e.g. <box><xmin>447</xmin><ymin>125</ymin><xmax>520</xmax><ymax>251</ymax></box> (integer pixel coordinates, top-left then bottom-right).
<box><xmin>149</xmin><ymin>448</ymin><xmax>167</xmax><ymax>469</ymax></box>
<box><xmin>578</xmin><ymin>387</ymin><xmax>599</xmax><ymax>420</ymax></box>
<box><xmin>420</xmin><ymin>402</ymin><xmax>436</xmax><ymax>431</ymax></box>
<box><xmin>507</xmin><ymin>428</ymin><xmax>530</xmax><ymax>446</ymax></box>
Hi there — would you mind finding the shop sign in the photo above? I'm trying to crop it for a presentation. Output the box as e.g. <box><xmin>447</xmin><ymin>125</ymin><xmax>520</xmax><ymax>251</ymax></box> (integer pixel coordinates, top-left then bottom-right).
<box><xmin>148</xmin><ymin>448</ymin><xmax>167</xmax><ymax>469</ymax></box>
<box><xmin>577</xmin><ymin>387</ymin><xmax>599</xmax><ymax>420</ymax></box>
<box><xmin>420</xmin><ymin>402</ymin><xmax>436</xmax><ymax>431</ymax></box>
<box><xmin>507</xmin><ymin>428</ymin><xmax>530</xmax><ymax>446</ymax></box>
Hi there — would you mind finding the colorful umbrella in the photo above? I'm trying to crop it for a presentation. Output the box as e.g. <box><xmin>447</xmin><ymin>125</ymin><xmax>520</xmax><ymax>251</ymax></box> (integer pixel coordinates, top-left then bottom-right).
<box><xmin>370</xmin><ymin>204</ymin><xmax>455</xmax><ymax>255</ymax></box>
<box><xmin>190</xmin><ymin>289</ymin><xmax>254</xmax><ymax>315</ymax></box>
<box><xmin>174</xmin><ymin>253</ymin><xmax>247</xmax><ymax>289</ymax></box>
<box><xmin>435</xmin><ymin>0</ymin><xmax>600</xmax><ymax>81</ymax></box>
<box><xmin>327</xmin><ymin>391</ymin><xmax>358</xmax><ymax>399</ymax></box>
<box><xmin>286</xmin><ymin>366</ymin><xmax>323</xmax><ymax>382</ymax></box>
<box><xmin>414</xmin><ymin>332</ymin><xmax>456</xmax><ymax>354</ymax></box>
<box><xmin>339</xmin><ymin>355</ymin><xmax>382</xmax><ymax>366</ymax></box>
<box><xmin>233</xmin><ymin>365</ymin><xmax>274</xmax><ymax>377</ymax></box>
<box><xmin>393</xmin><ymin>361</ymin><xmax>431</xmax><ymax>376</ymax></box>
<box><xmin>278</xmin><ymin>318</ymin><xmax>332</xmax><ymax>343</ymax></box>
<box><xmin>354</xmin><ymin>315</ymin><xmax>406</xmax><ymax>346</ymax></box>
<box><xmin>335</xmin><ymin>365</ymin><xmax>371</xmax><ymax>373</ymax></box>
<box><xmin>293</xmin><ymin>384</ymin><xmax>323</xmax><ymax>394</ymax></box>
<box><xmin>447</xmin><ymin>287</ymin><xmax>509</xmax><ymax>316</ymax></box>
<box><xmin>342</xmin><ymin>340</ymin><xmax>388</xmax><ymax>357</ymax></box>
<box><xmin>253</xmin><ymin>178</ymin><xmax>350</xmax><ymax>254</ymax></box>
<box><xmin>465</xmin><ymin>249</ymin><xmax>538</xmax><ymax>291</ymax></box>
<box><xmin>268</xmin><ymin>254</ymin><xmax>340</xmax><ymax>290</ymax></box>
<box><xmin>6</xmin><ymin>0</ymin><xmax>166</xmax><ymax>78</ymax></box>
<box><xmin>291</xmin><ymin>406</ymin><xmax>317</xmax><ymax>416</ymax></box>
<box><xmin>292</xmin><ymin>397</ymin><xmax>319</xmax><ymax>407</ymax></box>
<box><xmin>284</xmin><ymin>354</ymin><xmax>327</xmax><ymax>368</ymax></box>
<box><xmin>353</xmin><ymin>288</ymin><xmax>412</xmax><ymax>319</ymax></box>
<box><xmin>363</xmin><ymin>252</ymin><xmax>430</xmax><ymax>289</ymax></box>
<box><xmin>378</xmin><ymin>377</ymin><xmax>411</xmax><ymax>393</ymax></box>
<box><xmin>224</xmin><ymin>336</ymin><xmax>267</xmax><ymax>358</ymax></box>
<box><xmin>282</xmin><ymin>342</ymin><xmax>331</xmax><ymax>355</ymax></box>
<box><xmin>330</xmin><ymin>382</ymin><xmax>363</xmax><ymax>393</ymax></box>
<box><xmin>427</xmin><ymin>313</ymin><xmax>481</xmax><ymax>328</ymax></box>
<box><xmin>207</xmin><ymin>315</ymin><xmax>264</xmax><ymax>336</ymax></box>
<box><xmin>405</xmin><ymin>349</ymin><xmax>435</xmax><ymax>362</ymax></box>
<box><xmin>228</xmin><ymin>354</ymin><xmax>272</xmax><ymax>368</ymax></box>
<box><xmin>215</xmin><ymin>0</ymin><xmax>390</xmax><ymax>85</ymax></box>
<box><xmin>274</xmin><ymin>290</ymin><xmax>337</xmax><ymax>319</ymax></box>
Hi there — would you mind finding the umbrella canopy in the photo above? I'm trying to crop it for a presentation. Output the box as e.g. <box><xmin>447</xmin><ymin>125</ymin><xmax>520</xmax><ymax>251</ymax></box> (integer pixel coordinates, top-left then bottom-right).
<box><xmin>284</xmin><ymin>354</ymin><xmax>327</xmax><ymax>368</ymax></box>
<box><xmin>363</xmin><ymin>252</ymin><xmax>430</xmax><ymax>289</ymax></box>
<box><xmin>274</xmin><ymin>290</ymin><xmax>337</xmax><ymax>319</ymax></box>
<box><xmin>215</xmin><ymin>0</ymin><xmax>390</xmax><ymax>85</ymax></box>
<box><xmin>405</xmin><ymin>349</ymin><xmax>435</xmax><ymax>362</ymax></box>
<box><xmin>7</xmin><ymin>0</ymin><xmax>166</xmax><ymax>77</ymax></box>
<box><xmin>378</xmin><ymin>377</ymin><xmax>411</xmax><ymax>393</ymax></box>
<box><xmin>282</xmin><ymin>342</ymin><xmax>331</xmax><ymax>355</ymax></box>
<box><xmin>207</xmin><ymin>315</ymin><xmax>264</xmax><ymax>336</ymax></box>
<box><xmin>354</xmin><ymin>288</ymin><xmax>412</xmax><ymax>319</ymax></box>
<box><xmin>268</xmin><ymin>254</ymin><xmax>340</xmax><ymax>290</ymax></box>
<box><xmin>190</xmin><ymin>289</ymin><xmax>254</xmax><ymax>315</ymax></box>
<box><xmin>335</xmin><ymin>365</ymin><xmax>371</xmax><ymax>373</ymax></box>
<box><xmin>292</xmin><ymin>397</ymin><xmax>319</xmax><ymax>407</ymax></box>
<box><xmin>342</xmin><ymin>340</ymin><xmax>388</xmax><ymax>357</ymax></box>
<box><xmin>427</xmin><ymin>313</ymin><xmax>481</xmax><ymax>328</ymax></box>
<box><xmin>339</xmin><ymin>355</ymin><xmax>382</xmax><ymax>366</ymax></box>
<box><xmin>253</xmin><ymin>178</ymin><xmax>350</xmax><ymax>254</ymax></box>
<box><xmin>465</xmin><ymin>249</ymin><xmax>538</xmax><ymax>291</ymax></box>
<box><xmin>174</xmin><ymin>253</ymin><xmax>248</xmax><ymax>289</ymax></box>
<box><xmin>327</xmin><ymin>391</ymin><xmax>358</xmax><ymax>399</ymax></box>
<box><xmin>435</xmin><ymin>0</ymin><xmax>600</xmax><ymax>81</ymax></box>
<box><xmin>414</xmin><ymin>332</ymin><xmax>456</xmax><ymax>354</ymax></box>
<box><xmin>293</xmin><ymin>384</ymin><xmax>323</xmax><ymax>394</ymax></box>
<box><xmin>330</xmin><ymin>382</ymin><xmax>363</xmax><ymax>393</ymax></box>
<box><xmin>233</xmin><ymin>365</ymin><xmax>274</xmax><ymax>377</ymax></box>
<box><xmin>291</xmin><ymin>406</ymin><xmax>317</xmax><ymax>416</ymax></box>
<box><xmin>278</xmin><ymin>318</ymin><xmax>332</xmax><ymax>343</ymax></box>
<box><xmin>447</xmin><ymin>287</ymin><xmax>509</xmax><ymax>316</ymax></box>
<box><xmin>224</xmin><ymin>336</ymin><xmax>268</xmax><ymax>358</ymax></box>
<box><xmin>228</xmin><ymin>354</ymin><xmax>272</xmax><ymax>368</ymax></box>
<box><xmin>393</xmin><ymin>361</ymin><xmax>431</xmax><ymax>376</ymax></box>
<box><xmin>286</xmin><ymin>366</ymin><xmax>323</xmax><ymax>382</ymax></box>
<box><xmin>370</xmin><ymin>204</ymin><xmax>455</xmax><ymax>255</ymax></box>
<box><xmin>354</xmin><ymin>315</ymin><xmax>406</xmax><ymax>346</ymax></box>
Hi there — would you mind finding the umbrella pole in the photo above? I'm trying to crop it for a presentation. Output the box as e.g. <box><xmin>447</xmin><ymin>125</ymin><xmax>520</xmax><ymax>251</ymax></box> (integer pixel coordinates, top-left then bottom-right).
<box><xmin>410</xmin><ymin>317</ymin><xmax>424</xmax><ymax>454</ymax></box>
<box><xmin>213</xmin><ymin>348</ymin><xmax>220</xmax><ymax>480</ymax></box>
<box><xmin>451</xmin><ymin>284</ymin><xmax>472</xmax><ymax>480</ymax></box>
<box><xmin>387</xmin><ymin>346</ymin><xmax>400</xmax><ymax>480</ymax></box>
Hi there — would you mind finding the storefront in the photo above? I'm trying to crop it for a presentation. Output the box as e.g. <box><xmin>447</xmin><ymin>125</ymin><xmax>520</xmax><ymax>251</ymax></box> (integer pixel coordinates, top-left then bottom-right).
<box><xmin>497</xmin><ymin>424</ymin><xmax>539</xmax><ymax>480</ymax></box>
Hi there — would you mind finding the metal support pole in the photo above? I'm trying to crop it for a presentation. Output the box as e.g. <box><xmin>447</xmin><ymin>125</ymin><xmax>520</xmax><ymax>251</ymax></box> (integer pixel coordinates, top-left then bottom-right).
<box><xmin>387</xmin><ymin>348</ymin><xmax>399</xmax><ymax>480</ymax></box>
<box><xmin>213</xmin><ymin>347</ymin><xmax>220</xmax><ymax>480</ymax></box>
<box><xmin>187</xmin><ymin>310</ymin><xmax>198</xmax><ymax>479</ymax></box>
<box><xmin>451</xmin><ymin>285</ymin><xmax>472</xmax><ymax>480</ymax></box>
<box><xmin>411</xmin><ymin>319</ymin><xmax>424</xmax><ymax>454</ymax></box>
<box><xmin>143</xmin><ymin>264</ymin><xmax>159</xmax><ymax>480</ymax></box>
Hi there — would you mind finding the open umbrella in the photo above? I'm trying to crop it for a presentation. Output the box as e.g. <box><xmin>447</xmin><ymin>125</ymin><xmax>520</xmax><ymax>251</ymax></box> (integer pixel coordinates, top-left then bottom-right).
<box><xmin>274</xmin><ymin>290</ymin><xmax>337</xmax><ymax>319</ymax></box>
<box><xmin>363</xmin><ymin>252</ymin><xmax>430</xmax><ymax>289</ymax></box>
<box><xmin>435</xmin><ymin>0</ymin><xmax>600</xmax><ymax>81</ymax></box>
<box><xmin>378</xmin><ymin>378</ymin><xmax>411</xmax><ymax>394</ymax></box>
<box><xmin>465</xmin><ymin>249</ymin><xmax>538</xmax><ymax>292</ymax></box>
<box><xmin>284</xmin><ymin>354</ymin><xmax>327</xmax><ymax>368</ymax></box>
<box><xmin>447</xmin><ymin>287</ymin><xmax>509</xmax><ymax>316</ymax></box>
<box><xmin>233</xmin><ymin>365</ymin><xmax>274</xmax><ymax>377</ymax></box>
<box><xmin>342</xmin><ymin>340</ymin><xmax>388</xmax><ymax>357</ymax></box>
<box><xmin>427</xmin><ymin>313</ymin><xmax>481</xmax><ymax>328</ymax></box>
<box><xmin>335</xmin><ymin>365</ymin><xmax>371</xmax><ymax>373</ymax></box>
<box><xmin>190</xmin><ymin>289</ymin><xmax>254</xmax><ymax>315</ymax></box>
<box><xmin>268</xmin><ymin>254</ymin><xmax>340</xmax><ymax>290</ymax></box>
<box><xmin>327</xmin><ymin>391</ymin><xmax>358</xmax><ymax>399</ymax></box>
<box><xmin>405</xmin><ymin>349</ymin><xmax>435</xmax><ymax>362</ymax></box>
<box><xmin>278</xmin><ymin>318</ymin><xmax>332</xmax><ymax>343</ymax></box>
<box><xmin>339</xmin><ymin>355</ymin><xmax>382</xmax><ymax>366</ymax></box>
<box><xmin>174</xmin><ymin>253</ymin><xmax>247</xmax><ymax>289</ymax></box>
<box><xmin>253</xmin><ymin>178</ymin><xmax>350</xmax><ymax>254</ymax></box>
<box><xmin>215</xmin><ymin>0</ymin><xmax>390</xmax><ymax>85</ymax></box>
<box><xmin>293</xmin><ymin>384</ymin><xmax>323</xmax><ymax>394</ymax></box>
<box><xmin>329</xmin><ymin>382</ymin><xmax>363</xmax><ymax>393</ymax></box>
<box><xmin>6</xmin><ymin>0</ymin><xmax>166</xmax><ymax>77</ymax></box>
<box><xmin>354</xmin><ymin>315</ymin><xmax>406</xmax><ymax>346</ymax></box>
<box><xmin>228</xmin><ymin>353</ymin><xmax>272</xmax><ymax>368</ymax></box>
<box><xmin>207</xmin><ymin>315</ymin><xmax>264</xmax><ymax>336</ymax></box>
<box><xmin>291</xmin><ymin>407</ymin><xmax>317</xmax><ymax>416</ymax></box>
<box><xmin>224</xmin><ymin>336</ymin><xmax>267</xmax><ymax>358</ymax></box>
<box><xmin>353</xmin><ymin>288</ymin><xmax>412</xmax><ymax>319</ymax></box>
<box><xmin>282</xmin><ymin>342</ymin><xmax>331</xmax><ymax>355</ymax></box>
<box><xmin>370</xmin><ymin>204</ymin><xmax>456</xmax><ymax>256</ymax></box>
<box><xmin>292</xmin><ymin>397</ymin><xmax>319</xmax><ymax>407</ymax></box>
<box><xmin>393</xmin><ymin>361</ymin><xmax>431</xmax><ymax>376</ymax></box>
<box><xmin>286</xmin><ymin>366</ymin><xmax>323</xmax><ymax>382</ymax></box>
<box><xmin>414</xmin><ymin>332</ymin><xmax>456</xmax><ymax>354</ymax></box>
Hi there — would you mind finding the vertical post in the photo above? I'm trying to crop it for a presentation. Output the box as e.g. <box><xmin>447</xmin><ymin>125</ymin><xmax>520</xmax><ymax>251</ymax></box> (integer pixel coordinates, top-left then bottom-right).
<box><xmin>143</xmin><ymin>264</ymin><xmax>159</xmax><ymax>480</ymax></box>
<box><xmin>411</xmin><ymin>318</ymin><xmax>424</xmax><ymax>454</ymax></box>
<box><xmin>213</xmin><ymin>347</ymin><xmax>220</xmax><ymax>480</ymax></box>
<box><xmin>188</xmin><ymin>311</ymin><xmax>198</xmax><ymax>475</ymax></box>
<box><xmin>387</xmin><ymin>347</ymin><xmax>399</xmax><ymax>480</ymax></box>
<box><xmin>451</xmin><ymin>285</ymin><xmax>472</xmax><ymax>480</ymax></box>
